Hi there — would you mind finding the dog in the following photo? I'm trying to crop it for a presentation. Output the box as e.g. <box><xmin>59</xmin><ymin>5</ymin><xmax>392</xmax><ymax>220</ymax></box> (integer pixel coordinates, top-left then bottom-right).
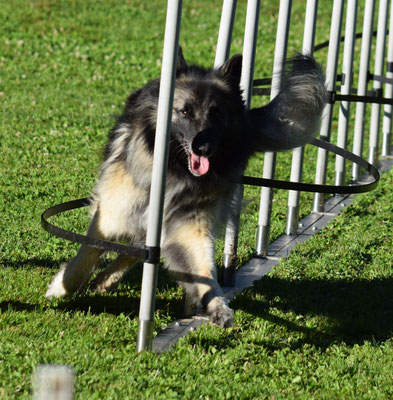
<box><xmin>45</xmin><ymin>49</ymin><xmax>327</xmax><ymax>328</ymax></box>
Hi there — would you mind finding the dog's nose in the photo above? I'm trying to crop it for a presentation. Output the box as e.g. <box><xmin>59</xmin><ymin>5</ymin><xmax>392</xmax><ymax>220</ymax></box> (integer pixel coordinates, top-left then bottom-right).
<box><xmin>192</xmin><ymin>129</ymin><xmax>215</xmax><ymax>156</ymax></box>
<box><xmin>198</xmin><ymin>144</ymin><xmax>210</xmax><ymax>156</ymax></box>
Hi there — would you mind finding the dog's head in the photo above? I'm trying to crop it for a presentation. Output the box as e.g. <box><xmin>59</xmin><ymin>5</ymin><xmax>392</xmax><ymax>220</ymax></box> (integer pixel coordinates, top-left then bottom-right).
<box><xmin>171</xmin><ymin>49</ymin><xmax>244</xmax><ymax>177</ymax></box>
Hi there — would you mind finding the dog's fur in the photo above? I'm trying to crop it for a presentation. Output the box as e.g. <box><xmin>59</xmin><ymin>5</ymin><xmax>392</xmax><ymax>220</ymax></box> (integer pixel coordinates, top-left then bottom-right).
<box><xmin>46</xmin><ymin>50</ymin><xmax>327</xmax><ymax>327</ymax></box>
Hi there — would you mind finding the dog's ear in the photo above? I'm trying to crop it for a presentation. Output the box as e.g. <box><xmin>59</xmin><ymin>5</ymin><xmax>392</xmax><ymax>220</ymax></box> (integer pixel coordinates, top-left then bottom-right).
<box><xmin>176</xmin><ymin>46</ymin><xmax>188</xmax><ymax>75</ymax></box>
<box><xmin>217</xmin><ymin>54</ymin><xmax>242</xmax><ymax>89</ymax></box>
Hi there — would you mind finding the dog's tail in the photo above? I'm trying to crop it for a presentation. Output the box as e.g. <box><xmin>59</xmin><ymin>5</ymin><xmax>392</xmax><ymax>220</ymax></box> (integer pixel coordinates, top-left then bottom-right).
<box><xmin>248</xmin><ymin>54</ymin><xmax>327</xmax><ymax>152</ymax></box>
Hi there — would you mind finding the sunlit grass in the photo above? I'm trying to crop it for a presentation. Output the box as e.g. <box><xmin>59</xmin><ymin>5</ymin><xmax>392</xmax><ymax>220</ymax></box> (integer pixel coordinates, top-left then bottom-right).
<box><xmin>1</xmin><ymin>1</ymin><xmax>393</xmax><ymax>398</ymax></box>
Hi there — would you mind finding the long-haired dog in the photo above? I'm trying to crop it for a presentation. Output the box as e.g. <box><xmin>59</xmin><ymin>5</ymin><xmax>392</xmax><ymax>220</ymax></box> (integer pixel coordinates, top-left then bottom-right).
<box><xmin>46</xmin><ymin>50</ymin><xmax>327</xmax><ymax>327</ymax></box>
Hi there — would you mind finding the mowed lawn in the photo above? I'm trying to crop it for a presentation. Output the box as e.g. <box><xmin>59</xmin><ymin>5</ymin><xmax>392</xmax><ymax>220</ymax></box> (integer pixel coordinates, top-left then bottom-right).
<box><xmin>1</xmin><ymin>1</ymin><xmax>393</xmax><ymax>398</ymax></box>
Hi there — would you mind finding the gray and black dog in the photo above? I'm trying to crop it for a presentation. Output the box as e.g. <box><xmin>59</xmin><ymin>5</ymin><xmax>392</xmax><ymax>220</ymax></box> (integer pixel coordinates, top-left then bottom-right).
<box><xmin>46</xmin><ymin>50</ymin><xmax>327</xmax><ymax>328</ymax></box>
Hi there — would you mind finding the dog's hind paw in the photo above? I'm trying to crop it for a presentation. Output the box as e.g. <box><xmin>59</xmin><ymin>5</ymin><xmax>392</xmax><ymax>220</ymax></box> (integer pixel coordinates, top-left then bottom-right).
<box><xmin>206</xmin><ymin>297</ymin><xmax>234</xmax><ymax>328</ymax></box>
<box><xmin>89</xmin><ymin>273</ymin><xmax>120</xmax><ymax>294</ymax></box>
<box><xmin>45</xmin><ymin>266</ymin><xmax>69</xmax><ymax>299</ymax></box>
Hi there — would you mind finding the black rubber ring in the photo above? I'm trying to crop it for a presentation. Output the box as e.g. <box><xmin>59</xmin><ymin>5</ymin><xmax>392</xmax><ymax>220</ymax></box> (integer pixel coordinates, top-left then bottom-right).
<box><xmin>238</xmin><ymin>138</ymin><xmax>379</xmax><ymax>194</ymax></box>
<box><xmin>41</xmin><ymin>139</ymin><xmax>379</xmax><ymax>256</ymax></box>
<box><xmin>41</xmin><ymin>198</ymin><xmax>148</xmax><ymax>259</ymax></box>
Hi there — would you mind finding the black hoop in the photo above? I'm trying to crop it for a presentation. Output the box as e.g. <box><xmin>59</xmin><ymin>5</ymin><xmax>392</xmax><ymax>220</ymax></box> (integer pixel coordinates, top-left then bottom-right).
<box><xmin>41</xmin><ymin>199</ymin><xmax>151</xmax><ymax>260</ymax></box>
<box><xmin>41</xmin><ymin>138</ymin><xmax>379</xmax><ymax>256</ymax></box>
<box><xmin>239</xmin><ymin>138</ymin><xmax>380</xmax><ymax>194</ymax></box>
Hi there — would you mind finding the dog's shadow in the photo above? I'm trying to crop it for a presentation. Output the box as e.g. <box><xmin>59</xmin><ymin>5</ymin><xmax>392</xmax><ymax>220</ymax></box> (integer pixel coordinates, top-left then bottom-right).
<box><xmin>225</xmin><ymin>275</ymin><xmax>393</xmax><ymax>350</ymax></box>
<box><xmin>1</xmin><ymin>258</ymin><xmax>183</xmax><ymax>320</ymax></box>
<box><xmin>3</xmin><ymin>256</ymin><xmax>393</xmax><ymax>350</ymax></box>
<box><xmin>55</xmin><ymin>263</ymin><xmax>185</xmax><ymax>319</ymax></box>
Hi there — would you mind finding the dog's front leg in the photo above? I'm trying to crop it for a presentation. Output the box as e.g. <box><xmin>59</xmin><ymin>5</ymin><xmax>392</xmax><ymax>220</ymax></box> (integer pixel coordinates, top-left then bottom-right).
<box><xmin>45</xmin><ymin>212</ymin><xmax>104</xmax><ymax>299</ymax></box>
<box><xmin>162</xmin><ymin>219</ymin><xmax>233</xmax><ymax>328</ymax></box>
<box><xmin>89</xmin><ymin>254</ymin><xmax>140</xmax><ymax>293</ymax></box>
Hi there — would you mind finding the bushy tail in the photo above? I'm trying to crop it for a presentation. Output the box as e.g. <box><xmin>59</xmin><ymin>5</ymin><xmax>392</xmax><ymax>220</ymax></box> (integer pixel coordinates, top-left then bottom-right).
<box><xmin>248</xmin><ymin>54</ymin><xmax>327</xmax><ymax>152</ymax></box>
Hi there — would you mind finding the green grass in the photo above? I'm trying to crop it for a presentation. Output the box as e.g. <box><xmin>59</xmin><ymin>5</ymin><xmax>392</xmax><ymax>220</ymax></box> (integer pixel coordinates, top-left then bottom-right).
<box><xmin>1</xmin><ymin>0</ymin><xmax>393</xmax><ymax>398</ymax></box>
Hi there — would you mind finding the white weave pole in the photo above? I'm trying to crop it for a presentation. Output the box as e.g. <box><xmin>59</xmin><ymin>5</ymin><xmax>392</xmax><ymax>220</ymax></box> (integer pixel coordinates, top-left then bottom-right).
<box><xmin>214</xmin><ymin>0</ymin><xmax>239</xmax><ymax>285</ymax></box>
<box><xmin>256</xmin><ymin>0</ymin><xmax>292</xmax><ymax>256</ymax></box>
<box><xmin>285</xmin><ymin>0</ymin><xmax>318</xmax><ymax>235</ymax></box>
<box><xmin>368</xmin><ymin>0</ymin><xmax>389</xmax><ymax>165</ymax></box>
<box><xmin>334</xmin><ymin>0</ymin><xmax>357</xmax><ymax>187</ymax></box>
<box><xmin>136</xmin><ymin>0</ymin><xmax>182</xmax><ymax>352</ymax></box>
<box><xmin>215</xmin><ymin>0</ymin><xmax>237</xmax><ymax>68</ymax></box>
<box><xmin>382</xmin><ymin>0</ymin><xmax>393</xmax><ymax>156</ymax></box>
<box><xmin>222</xmin><ymin>0</ymin><xmax>260</xmax><ymax>285</ymax></box>
<box><xmin>312</xmin><ymin>0</ymin><xmax>344</xmax><ymax>212</ymax></box>
<box><xmin>351</xmin><ymin>0</ymin><xmax>376</xmax><ymax>181</ymax></box>
<box><xmin>240</xmin><ymin>0</ymin><xmax>260</xmax><ymax>110</ymax></box>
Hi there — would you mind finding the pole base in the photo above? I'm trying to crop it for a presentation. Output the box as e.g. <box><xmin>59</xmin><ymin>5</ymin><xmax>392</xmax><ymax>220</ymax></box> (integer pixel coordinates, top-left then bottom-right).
<box><xmin>335</xmin><ymin>170</ymin><xmax>345</xmax><ymax>187</ymax></box>
<box><xmin>256</xmin><ymin>224</ymin><xmax>270</xmax><ymax>257</ymax></box>
<box><xmin>285</xmin><ymin>206</ymin><xmax>299</xmax><ymax>235</ymax></box>
<box><xmin>222</xmin><ymin>253</ymin><xmax>236</xmax><ymax>287</ymax></box>
<box><xmin>313</xmin><ymin>192</ymin><xmax>325</xmax><ymax>212</ymax></box>
<box><xmin>382</xmin><ymin>133</ymin><xmax>391</xmax><ymax>157</ymax></box>
<box><xmin>368</xmin><ymin>146</ymin><xmax>378</xmax><ymax>166</ymax></box>
<box><xmin>136</xmin><ymin>319</ymin><xmax>154</xmax><ymax>353</ymax></box>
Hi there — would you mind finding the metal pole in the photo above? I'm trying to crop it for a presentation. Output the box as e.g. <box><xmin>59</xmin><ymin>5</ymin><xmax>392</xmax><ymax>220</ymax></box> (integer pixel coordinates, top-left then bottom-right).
<box><xmin>313</xmin><ymin>0</ymin><xmax>344</xmax><ymax>211</ymax></box>
<box><xmin>256</xmin><ymin>0</ymin><xmax>292</xmax><ymax>256</ymax></box>
<box><xmin>352</xmin><ymin>0</ymin><xmax>375</xmax><ymax>181</ymax></box>
<box><xmin>240</xmin><ymin>0</ymin><xmax>260</xmax><ymax>109</ymax></box>
<box><xmin>382</xmin><ymin>0</ymin><xmax>393</xmax><ymax>156</ymax></box>
<box><xmin>136</xmin><ymin>0</ymin><xmax>182</xmax><ymax>352</ymax></box>
<box><xmin>215</xmin><ymin>0</ymin><xmax>238</xmax><ymax>285</ymax></box>
<box><xmin>334</xmin><ymin>0</ymin><xmax>357</xmax><ymax>187</ymax></box>
<box><xmin>215</xmin><ymin>0</ymin><xmax>237</xmax><ymax>68</ymax></box>
<box><xmin>222</xmin><ymin>0</ymin><xmax>260</xmax><ymax>285</ymax></box>
<box><xmin>369</xmin><ymin>0</ymin><xmax>389</xmax><ymax>165</ymax></box>
<box><xmin>285</xmin><ymin>0</ymin><xmax>318</xmax><ymax>235</ymax></box>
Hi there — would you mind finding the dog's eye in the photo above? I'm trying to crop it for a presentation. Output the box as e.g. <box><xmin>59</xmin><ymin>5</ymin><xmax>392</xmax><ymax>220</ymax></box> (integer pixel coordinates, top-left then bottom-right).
<box><xmin>181</xmin><ymin>108</ymin><xmax>193</xmax><ymax>119</ymax></box>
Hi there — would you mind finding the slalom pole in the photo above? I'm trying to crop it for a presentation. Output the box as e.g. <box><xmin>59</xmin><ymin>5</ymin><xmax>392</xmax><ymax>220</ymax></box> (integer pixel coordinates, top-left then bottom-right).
<box><xmin>256</xmin><ymin>0</ymin><xmax>292</xmax><ymax>256</ymax></box>
<box><xmin>352</xmin><ymin>0</ymin><xmax>376</xmax><ymax>180</ymax></box>
<box><xmin>222</xmin><ymin>0</ymin><xmax>260</xmax><ymax>285</ymax></box>
<box><xmin>285</xmin><ymin>0</ymin><xmax>318</xmax><ymax>235</ymax></box>
<box><xmin>334</xmin><ymin>0</ymin><xmax>358</xmax><ymax>187</ymax></box>
<box><xmin>313</xmin><ymin>0</ymin><xmax>344</xmax><ymax>211</ymax></box>
<box><xmin>136</xmin><ymin>0</ymin><xmax>182</xmax><ymax>352</ymax></box>
<box><xmin>215</xmin><ymin>0</ymin><xmax>237</xmax><ymax>68</ymax></box>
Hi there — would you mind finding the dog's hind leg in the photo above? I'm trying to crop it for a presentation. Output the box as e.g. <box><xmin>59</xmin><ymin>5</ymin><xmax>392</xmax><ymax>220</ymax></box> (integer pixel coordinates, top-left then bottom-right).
<box><xmin>163</xmin><ymin>218</ymin><xmax>233</xmax><ymax>328</ymax></box>
<box><xmin>45</xmin><ymin>212</ymin><xmax>104</xmax><ymax>299</ymax></box>
<box><xmin>89</xmin><ymin>255</ymin><xmax>140</xmax><ymax>293</ymax></box>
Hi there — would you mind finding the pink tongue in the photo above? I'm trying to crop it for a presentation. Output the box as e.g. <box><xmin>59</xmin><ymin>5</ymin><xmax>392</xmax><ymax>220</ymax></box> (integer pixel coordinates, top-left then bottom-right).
<box><xmin>190</xmin><ymin>153</ymin><xmax>210</xmax><ymax>176</ymax></box>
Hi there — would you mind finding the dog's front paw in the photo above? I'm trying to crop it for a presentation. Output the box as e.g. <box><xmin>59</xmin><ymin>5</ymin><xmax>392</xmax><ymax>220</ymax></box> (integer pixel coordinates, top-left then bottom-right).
<box><xmin>45</xmin><ymin>265</ymin><xmax>69</xmax><ymax>299</ymax></box>
<box><xmin>206</xmin><ymin>297</ymin><xmax>233</xmax><ymax>328</ymax></box>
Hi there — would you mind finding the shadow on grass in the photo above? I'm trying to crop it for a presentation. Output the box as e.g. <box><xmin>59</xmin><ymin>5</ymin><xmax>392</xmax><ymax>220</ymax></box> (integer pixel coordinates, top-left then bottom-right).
<box><xmin>1</xmin><ymin>257</ymin><xmax>68</xmax><ymax>269</ymax></box>
<box><xmin>4</xmin><ymin>257</ymin><xmax>393</xmax><ymax>351</ymax></box>
<box><xmin>54</xmin><ymin>283</ymin><xmax>182</xmax><ymax>320</ymax></box>
<box><xmin>0</xmin><ymin>293</ymin><xmax>182</xmax><ymax>321</ymax></box>
<box><xmin>60</xmin><ymin>267</ymin><xmax>181</xmax><ymax>318</ymax></box>
<box><xmin>230</xmin><ymin>275</ymin><xmax>393</xmax><ymax>349</ymax></box>
<box><xmin>0</xmin><ymin>301</ymin><xmax>39</xmax><ymax>313</ymax></box>
<box><xmin>1</xmin><ymin>258</ymin><xmax>183</xmax><ymax>320</ymax></box>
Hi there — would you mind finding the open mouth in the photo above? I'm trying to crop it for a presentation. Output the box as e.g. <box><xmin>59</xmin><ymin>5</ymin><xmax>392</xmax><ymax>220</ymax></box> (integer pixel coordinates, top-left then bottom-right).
<box><xmin>188</xmin><ymin>152</ymin><xmax>210</xmax><ymax>176</ymax></box>
<box><xmin>180</xmin><ymin>137</ymin><xmax>211</xmax><ymax>177</ymax></box>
